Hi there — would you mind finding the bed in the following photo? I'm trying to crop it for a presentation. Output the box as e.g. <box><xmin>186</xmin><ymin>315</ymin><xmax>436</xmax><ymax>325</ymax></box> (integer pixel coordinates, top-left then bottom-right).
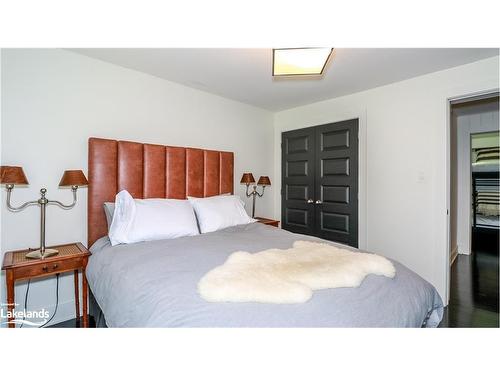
<box><xmin>86</xmin><ymin>137</ymin><xmax>443</xmax><ymax>328</ymax></box>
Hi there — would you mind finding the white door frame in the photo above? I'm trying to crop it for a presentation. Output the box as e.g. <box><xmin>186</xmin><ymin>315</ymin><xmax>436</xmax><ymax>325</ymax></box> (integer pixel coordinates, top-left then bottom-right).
<box><xmin>445</xmin><ymin>89</ymin><xmax>499</xmax><ymax>303</ymax></box>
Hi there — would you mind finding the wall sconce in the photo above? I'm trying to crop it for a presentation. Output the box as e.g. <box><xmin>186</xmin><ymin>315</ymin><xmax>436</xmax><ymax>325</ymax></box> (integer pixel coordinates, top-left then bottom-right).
<box><xmin>240</xmin><ymin>173</ymin><xmax>271</xmax><ymax>218</ymax></box>
<box><xmin>0</xmin><ymin>166</ymin><xmax>88</xmax><ymax>259</ymax></box>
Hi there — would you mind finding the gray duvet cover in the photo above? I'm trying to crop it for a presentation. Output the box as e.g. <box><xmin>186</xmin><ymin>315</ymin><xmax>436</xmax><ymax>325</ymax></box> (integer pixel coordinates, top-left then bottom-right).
<box><xmin>87</xmin><ymin>223</ymin><xmax>443</xmax><ymax>327</ymax></box>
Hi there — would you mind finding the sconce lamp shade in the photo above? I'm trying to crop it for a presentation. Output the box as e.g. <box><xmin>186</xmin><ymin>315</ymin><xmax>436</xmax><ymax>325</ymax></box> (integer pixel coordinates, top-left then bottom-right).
<box><xmin>0</xmin><ymin>166</ymin><xmax>29</xmax><ymax>185</ymax></box>
<box><xmin>59</xmin><ymin>170</ymin><xmax>88</xmax><ymax>187</ymax></box>
<box><xmin>240</xmin><ymin>173</ymin><xmax>255</xmax><ymax>185</ymax></box>
<box><xmin>257</xmin><ymin>176</ymin><xmax>271</xmax><ymax>186</ymax></box>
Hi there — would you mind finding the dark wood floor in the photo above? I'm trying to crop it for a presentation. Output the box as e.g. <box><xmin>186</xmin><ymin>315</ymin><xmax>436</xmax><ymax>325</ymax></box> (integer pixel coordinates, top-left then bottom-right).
<box><xmin>50</xmin><ymin>315</ymin><xmax>96</xmax><ymax>328</ymax></box>
<box><xmin>439</xmin><ymin>229</ymin><xmax>499</xmax><ymax>328</ymax></box>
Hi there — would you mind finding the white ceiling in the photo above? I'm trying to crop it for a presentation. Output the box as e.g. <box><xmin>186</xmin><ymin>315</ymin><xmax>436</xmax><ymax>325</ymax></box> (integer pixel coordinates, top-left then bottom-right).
<box><xmin>69</xmin><ymin>48</ymin><xmax>499</xmax><ymax>112</ymax></box>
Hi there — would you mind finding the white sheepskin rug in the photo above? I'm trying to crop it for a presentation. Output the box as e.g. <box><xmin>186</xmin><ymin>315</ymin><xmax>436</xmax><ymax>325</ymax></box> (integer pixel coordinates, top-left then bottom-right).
<box><xmin>198</xmin><ymin>241</ymin><xmax>396</xmax><ymax>304</ymax></box>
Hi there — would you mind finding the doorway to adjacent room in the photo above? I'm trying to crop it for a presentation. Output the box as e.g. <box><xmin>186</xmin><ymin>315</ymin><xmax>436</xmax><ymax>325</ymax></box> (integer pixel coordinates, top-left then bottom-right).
<box><xmin>446</xmin><ymin>94</ymin><xmax>499</xmax><ymax>327</ymax></box>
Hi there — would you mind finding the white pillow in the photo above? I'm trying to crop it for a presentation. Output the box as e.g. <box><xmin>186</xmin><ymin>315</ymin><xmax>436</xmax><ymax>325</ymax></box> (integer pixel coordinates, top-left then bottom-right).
<box><xmin>103</xmin><ymin>202</ymin><xmax>115</xmax><ymax>230</ymax></box>
<box><xmin>188</xmin><ymin>194</ymin><xmax>256</xmax><ymax>234</ymax></box>
<box><xmin>108</xmin><ymin>190</ymin><xmax>199</xmax><ymax>246</ymax></box>
<box><xmin>103</xmin><ymin>196</ymin><xmax>236</xmax><ymax>230</ymax></box>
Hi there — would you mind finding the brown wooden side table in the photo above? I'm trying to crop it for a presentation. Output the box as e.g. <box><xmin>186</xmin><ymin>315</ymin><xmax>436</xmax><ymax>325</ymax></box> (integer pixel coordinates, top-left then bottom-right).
<box><xmin>255</xmin><ymin>217</ymin><xmax>280</xmax><ymax>227</ymax></box>
<box><xmin>2</xmin><ymin>242</ymin><xmax>91</xmax><ymax>328</ymax></box>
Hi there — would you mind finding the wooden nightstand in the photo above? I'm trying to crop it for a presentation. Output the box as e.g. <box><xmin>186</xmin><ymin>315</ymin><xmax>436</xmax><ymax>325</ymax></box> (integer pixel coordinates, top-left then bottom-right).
<box><xmin>255</xmin><ymin>217</ymin><xmax>280</xmax><ymax>227</ymax></box>
<box><xmin>2</xmin><ymin>242</ymin><xmax>91</xmax><ymax>328</ymax></box>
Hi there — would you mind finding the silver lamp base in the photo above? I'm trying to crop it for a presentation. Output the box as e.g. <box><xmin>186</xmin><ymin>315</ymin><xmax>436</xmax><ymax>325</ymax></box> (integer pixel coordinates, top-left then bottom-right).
<box><xmin>25</xmin><ymin>248</ymin><xmax>59</xmax><ymax>259</ymax></box>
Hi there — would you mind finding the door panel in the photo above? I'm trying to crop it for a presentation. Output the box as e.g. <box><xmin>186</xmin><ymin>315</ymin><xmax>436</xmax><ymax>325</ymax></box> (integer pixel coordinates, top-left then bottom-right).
<box><xmin>315</xmin><ymin>119</ymin><xmax>359</xmax><ymax>246</ymax></box>
<box><xmin>320</xmin><ymin>211</ymin><xmax>350</xmax><ymax>233</ymax></box>
<box><xmin>281</xmin><ymin>127</ymin><xmax>316</xmax><ymax>235</ymax></box>
<box><xmin>321</xmin><ymin>185</ymin><xmax>350</xmax><ymax>204</ymax></box>
<box><xmin>286</xmin><ymin>160</ymin><xmax>309</xmax><ymax>177</ymax></box>
<box><xmin>322</xmin><ymin>157</ymin><xmax>350</xmax><ymax>176</ymax></box>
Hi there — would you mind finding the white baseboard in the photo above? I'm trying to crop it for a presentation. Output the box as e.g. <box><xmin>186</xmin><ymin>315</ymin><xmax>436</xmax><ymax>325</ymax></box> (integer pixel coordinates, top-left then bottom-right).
<box><xmin>457</xmin><ymin>243</ymin><xmax>471</xmax><ymax>255</ymax></box>
<box><xmin>450</xmin><ymin>245</ymin><xmax>459</xmax><ymax>265</ymax></box>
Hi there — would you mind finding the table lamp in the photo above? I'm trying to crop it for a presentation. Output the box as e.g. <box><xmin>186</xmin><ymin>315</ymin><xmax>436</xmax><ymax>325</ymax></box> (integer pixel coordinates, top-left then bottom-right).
<box><xmin>1</xmin><ymin>166</ymin><xmax>88</xmax><ymax>259</ymax></box>
<box><xmin>240</xmin><ymin>173</ymin><xmax>271</xmax><ymax>218</ymax></box>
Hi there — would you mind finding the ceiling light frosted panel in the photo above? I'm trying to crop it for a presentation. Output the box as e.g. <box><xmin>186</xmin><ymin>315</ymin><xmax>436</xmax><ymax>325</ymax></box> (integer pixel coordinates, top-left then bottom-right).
<box><xmin>273</xmin><ymin>48</ymin><xmax>333</xmax><ymax>76</ymax></box>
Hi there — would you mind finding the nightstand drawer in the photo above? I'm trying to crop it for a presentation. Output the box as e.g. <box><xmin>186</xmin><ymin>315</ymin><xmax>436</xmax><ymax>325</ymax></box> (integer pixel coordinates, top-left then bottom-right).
<box><xmin>13</xmin><ymin>257</ymin><xmax>83</xmax><ymax>280</ymax></box>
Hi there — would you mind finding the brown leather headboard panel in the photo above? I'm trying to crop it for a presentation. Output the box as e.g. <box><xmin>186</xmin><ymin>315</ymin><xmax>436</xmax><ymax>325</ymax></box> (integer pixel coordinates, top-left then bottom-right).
<box><xmin>88</xmin><ymin>137</ymin><xmax>234</xmax><ymax>247</ymax></box>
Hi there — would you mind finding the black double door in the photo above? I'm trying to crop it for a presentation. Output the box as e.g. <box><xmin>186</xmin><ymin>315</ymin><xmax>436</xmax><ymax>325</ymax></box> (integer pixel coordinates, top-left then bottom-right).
<box><xmin>281</xmin><ymin>119</ymin><xmax>359</xmax><ymax>247</ymax></box>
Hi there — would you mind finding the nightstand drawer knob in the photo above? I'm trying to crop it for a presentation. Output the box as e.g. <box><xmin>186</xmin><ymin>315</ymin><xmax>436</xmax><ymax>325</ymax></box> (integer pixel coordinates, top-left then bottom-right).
<box><xmin>52</xmin><ymin>264</ymin><xmax>58</xmax><ymax>270</ymax></box>
<box><xmin>42</xmin><ymin>266</ymin><xmax>48</xmax><ymax>272</ymax></box>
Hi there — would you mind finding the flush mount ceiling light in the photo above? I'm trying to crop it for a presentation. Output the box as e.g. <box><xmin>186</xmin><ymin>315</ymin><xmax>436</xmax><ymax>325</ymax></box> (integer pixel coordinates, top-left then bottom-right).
<box><xmin>272</xmin><ymin>48</ymin><xmax>333</xmax><ymax>77</ymax></box>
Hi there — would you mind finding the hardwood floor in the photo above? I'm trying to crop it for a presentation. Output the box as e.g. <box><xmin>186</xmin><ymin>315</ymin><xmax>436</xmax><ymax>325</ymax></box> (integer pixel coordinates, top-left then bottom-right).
<box><xmin>439</xmin><ymin>229</ymin><xmax>499</xmax><ymax>328</ymax></box>
<box><xmin>49</xmin><ymin>315</ymin><xmax>96</xmax><ymax>328</ymax></box>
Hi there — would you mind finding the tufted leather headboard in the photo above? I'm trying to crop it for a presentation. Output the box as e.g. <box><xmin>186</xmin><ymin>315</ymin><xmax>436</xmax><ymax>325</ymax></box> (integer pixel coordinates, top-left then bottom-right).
<box><xmin>87</xmin><ymin>137</ymin><xmax>234</xmax><ymax>247</ymax></box>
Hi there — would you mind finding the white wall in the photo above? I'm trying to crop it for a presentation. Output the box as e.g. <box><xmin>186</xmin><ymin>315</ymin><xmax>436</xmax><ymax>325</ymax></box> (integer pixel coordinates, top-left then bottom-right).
<box><xmin>273</xmin><ymin>56</ymin><xmax>499</xmax><ymax>302</ymax></box>
<box><xmin>453</xmin><ymin>99</ymin><xmax>499</xmax><ymax>255</ymax></box>
<box><xmin>0</xmin><ymin>49</ymin><xmax>274</xmax><ymax>326</ymax></box>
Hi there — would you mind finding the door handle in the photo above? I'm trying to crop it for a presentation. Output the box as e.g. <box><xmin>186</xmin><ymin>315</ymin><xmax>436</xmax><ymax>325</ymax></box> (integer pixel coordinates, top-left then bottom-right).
<box><xmin>307</xmin><ymin>199</ymin><xmax>314</xmax><ymax>204</ymax></box>
<box><xmin>315</xmin><ymin>200</ymin><xmax>322</xmax><ymax>204</ymax></box>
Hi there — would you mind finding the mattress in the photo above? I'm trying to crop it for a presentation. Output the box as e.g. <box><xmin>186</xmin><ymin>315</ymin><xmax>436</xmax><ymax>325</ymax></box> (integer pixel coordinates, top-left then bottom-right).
<box><xmin>472</xmin><ymin>160</ymin><xmax>500</xmax><ymax>173</ymax></box>
<box><xmin>475</xmin><ymin>214</ymin><xmax>500</xmax><ymax>228</ymax></box>
<box><xmin>86</xmin><ymin>223</ymin><xmax>443</xmax><ymax>327</ymax></box>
